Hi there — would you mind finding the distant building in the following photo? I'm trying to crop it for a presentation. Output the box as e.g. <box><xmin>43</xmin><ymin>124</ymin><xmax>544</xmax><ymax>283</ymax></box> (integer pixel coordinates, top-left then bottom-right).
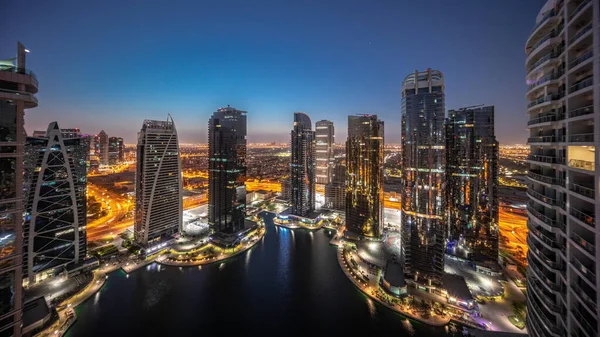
<box><xmin>345</xmin><ymin>114</ymin><xmax>384</xmax><ymax>239</ymax></box>
<box><xmin>208</xmin><ymin>106</ymin><xmax>247</xmax><ymax>233</ymax></box>
<box><xmin>400</xmin><ymin>69</ymin><xmax>446</xmax><ymax>286</ymax></box>
<box><xmin>98</xmin><ymin>130</ymin><xmax>109</xmax><ymax>165</ymax></box>
<box><xmin>23</xmin><ymin>122</ymin><xmax>88</xmax><ymax>284</ymax></box>
<box><xmin>281</xmin><ymin>178</ymin><xmax>291</xmax><ymax>200</ymax></box>
<box><xmin>446</xmin><ymin>105</ymin><xmax>498</xmax><ymax>263</ymax></box>
<box><xmin>290</xmin><ymin>112</ymin><xmax>315</xmax><ymax>216</ymax></box>
<box><xmin>325</xmin><ymin>158</ymin><xmax>346</xmax><ymax>211</ymax></box>
<box><xmin>134</xmin><ymin>116</ymin><xmax>182</xmax><ymax>247</ymax></box>
<box><xmin>0</xmin><ymin>42</ymin><xmax>38</xmax><ymax>336</ymax></box>
<box><xmin>315</xmin><ymin>120</ymin><xmax>334</xmax><ymax>184</ymax></box>
<box><xmin>108</xmin><ymin>136</ymin><xmax>124</xmax><ymax>164</ymax></box>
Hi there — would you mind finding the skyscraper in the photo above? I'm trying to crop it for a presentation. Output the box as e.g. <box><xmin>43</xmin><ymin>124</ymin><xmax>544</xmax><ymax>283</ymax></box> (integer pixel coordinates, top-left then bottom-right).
<box><xmin>98</xmin><ymin>130</ymin><xmax>109</xmax><ymax>165</ymax></box>
<box><xmin>446</xmin><ymin>106</ymin><xmax>499</xmax><ymax>263</ymax></box>
<box><xmin>134</xmin><ymin>116</ymin><xmax>182</xmax><ymax>246</ymax></box>
<box><xmin>108</xmin><ymin>136</ymin><xmax>124</xmax><ymax>164</ymax></box>
<box><xmin>325</xmin><ymin>158</ymin><xmax>346</xmax><ymax>211</ymax></box>
<box><xmin>208</xmin><ymin>106</ymin><xmax>247</xmax><ymax>233</ymax></box>
<box><xmin>0</xmin><ymin>42</ymin><xmax>37</xmax><ymax>337</ymax></box>
<box><xmin>400</xmin><ymin>69</ymin><xmax>446</xmax><ymax>286</ymax></box>
<box><xmin>345</xmin><ymin>114</ymin><xmax>384</xmax><ymax>239</ymax></box>
<box><xmin>290</xmin><ymin>112</ymin><xmax>315</xmax><ymax>216</ymax></box>
<box><xmin>315</xmin><ymin>120</ymin><xmax>334</xmax><ymax>185</ymax></box>
<box><xmin>23</xmin><ymin>122</ymin><xmax>88</xmax><ymax>284</ymax></box>
<box><xmin>525</xmin><ymin>1</ymin><xmax>599</xmax><ymax>337</ymax></box>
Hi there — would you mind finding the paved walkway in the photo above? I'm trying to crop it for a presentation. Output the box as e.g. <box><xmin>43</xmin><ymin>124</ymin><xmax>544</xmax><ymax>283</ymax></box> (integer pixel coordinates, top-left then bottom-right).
<box><xmin>336</xmin><ymin>245</ymin><xmax>450</xmax><ymax>327</ymax></box>
<box><xmin>158</xmin><ymin>229</ymin><xmax>265</xmax><ymax>267</ymax></box>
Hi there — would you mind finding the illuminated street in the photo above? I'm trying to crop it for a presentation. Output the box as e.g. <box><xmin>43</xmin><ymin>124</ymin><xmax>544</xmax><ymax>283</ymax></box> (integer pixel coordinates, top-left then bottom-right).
<box><xmin>86</xmin><ymin>183</ymin><xmax>133</xmax><ymax>242</ymax></box>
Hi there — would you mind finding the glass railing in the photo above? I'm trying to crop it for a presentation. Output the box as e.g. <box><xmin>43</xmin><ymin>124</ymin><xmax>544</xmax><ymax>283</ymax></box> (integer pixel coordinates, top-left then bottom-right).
<box><xmin>0</xmin><ymin>88</ymin><xmax>38</xmax><ymax>104</ymax></box>
<box><xmin>0</xmin><ymin>66</ymin><xmax>38</xmax><ymax>85</ymax></box>
<box><xmin>570</xmin><ymin>49</ymin><xmax>593</xmax><ymax>68</ymax></box>
<box><xmin>528</xmin><ymin>93</ymin><xmax>563</xmax><ymax>108</ymax></box>
<box><xmin>528</xmin><ymin>154</ymin><xmax>565</xmax><ymax>164</ymax></box>
<box><xmin>571</xmin><ymin>305</ymin><xmax>598</xmax><ymax>337</ymax></box>
<box><xmin>529</xmin><ymin>238</ymin><xmax>561</xmax><ymax>271</ymax></box>
<box><xmin>569</xmin><ymin>183</ymin><xmax>595</xmax><ymax>199</ymax></box>
<box><xmin>572</xmin><ymin>232</ymin><xmax>595</xmax><ymax>256</ymax></box>
<box><xmin>528</xmin><ymin>135</ymin><xmax>560</xmax><ymax>143</ymax></box>
<box><xmin>569</xmin><ymin>0</ymin><xmax>592</xmax><ymax>20</ymax></box>
<box><xmin>571</xmin><ymin>257</ymin><xmax>596</xmax><ymax>284</ymax></box>
<box><xmin>528</xmin><ymin>114</ymin><xmax>557</xmax><ymax>125</ymax></box>
<box><xmin>569</xmin><ymin>76</ymin><xmax>593</xmax><ymax>93</ymax></box>
<box><xmin>569</xmin><ymin>133</ymin><xmax>594</xmax><ymax>143</ymax></box>
<box><xmin>527</xmin><ymin>188</ymin><xmax>558</xmax><ymax>205</ymax></box>
<box><xmin>568</xmin><ymin>105</ymin><xmax>593</xmax><ymax>118</ymax></box>
<box><xmin>531</xmin><ymin>9</ymin><xmax>556</xmax><ymax>34</ymax></box>
<box><xmin>528</xmin><ymin>71</ymin><xmax>564</xmax><ymax>90</ymax></box>
<box><xmin>570</xmin><ymin>206</ymin><xmax>595</xmax><ymax>227</ymax></box>
<box><xmin>569</xmin><ymin>23</ymin><xmax>592</xmax><ymax>44</ymax></box>
<box><xmin>568</xmin><ymin>159</ymin><xmax>595</xmax><ymax>171</ymax></box>
<box><xmin>528</xmin><ymin>52</ymin><xmax>558</xmax><ymax>72</ymax></box>
<box><xmin>571</xmin><ymin>283</ymin><xmax>597</xmax><ymax>313</ymax></box>
<box><xmin>530</xmin><ymin>28</ymin><xmax>562</xmax><ymax>55</ymax></box>
<box><xmin>528</xmin><ymin>171</ymin><xmax>561</xmax><ymax>185</ymax></box>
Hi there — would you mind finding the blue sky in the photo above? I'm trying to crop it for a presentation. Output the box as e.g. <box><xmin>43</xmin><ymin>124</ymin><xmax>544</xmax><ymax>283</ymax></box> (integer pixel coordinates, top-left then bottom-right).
<box><xmin>2</xmin><ymin>0</ymin><xmax>545</xmax><ymax>144</ymax></box>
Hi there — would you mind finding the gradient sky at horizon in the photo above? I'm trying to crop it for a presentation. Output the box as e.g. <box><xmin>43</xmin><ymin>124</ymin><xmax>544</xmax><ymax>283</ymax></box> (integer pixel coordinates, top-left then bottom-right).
<box><xmin>2</xmin><ymin>0</ymin><xmax>545</xmax><ymax>144</ymax></box>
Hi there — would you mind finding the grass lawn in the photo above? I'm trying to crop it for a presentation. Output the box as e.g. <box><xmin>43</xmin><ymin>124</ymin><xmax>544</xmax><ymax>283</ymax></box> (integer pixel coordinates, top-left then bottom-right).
<box><xmin>508</xmin><ymin>315</ymin><xmax>526</xmax><ymax>329</ymax></box>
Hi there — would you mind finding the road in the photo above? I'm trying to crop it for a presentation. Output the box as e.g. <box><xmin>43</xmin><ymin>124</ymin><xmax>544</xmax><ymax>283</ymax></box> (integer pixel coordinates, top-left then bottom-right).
<box><xmin>86</xmin><ymin>183</ymin><xmax>132</xmax><ymax>242</ymax></box>
<box><xmin>498</xmin><ymin>204</ymin><xmax>528</xmax><ymax>264</ymax></box>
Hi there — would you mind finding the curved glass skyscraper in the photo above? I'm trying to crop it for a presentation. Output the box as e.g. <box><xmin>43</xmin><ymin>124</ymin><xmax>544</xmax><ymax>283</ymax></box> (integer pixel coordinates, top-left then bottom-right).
<box><xmin>525</xmin><ymin>1</ymin><xmax>599</xmax><ymax>336</ymax></box>
<box><xmin>290</xmin><ymin>112</ymin><xmax>315</xmax><ymax>216</ymax></box>
<box><xmin>208</xmin><ymin>106</ymin><xmax>247</xmax><ymax>233</ymax></box>
<box><xmin>400</xmin><ymin>69</ymin><xmax>446</xmax><ymax>286</ymax></box>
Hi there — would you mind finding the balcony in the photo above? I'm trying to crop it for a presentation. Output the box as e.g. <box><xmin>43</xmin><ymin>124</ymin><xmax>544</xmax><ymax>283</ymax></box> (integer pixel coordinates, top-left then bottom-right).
<box><xmin>528</xmin><ymin>154</ymin><xmax>565</xmax><ymax>165</ymax></box>
<box><xmin>569</xmin><ymin>76</ymin><xmax>593</xmax><ymax>94</ymax></box>
<box><xmin>571</xmin><ymin>257</ymin><xmax>597</xmax><ymax>285</ymax></box>
<box><xmin>528</xmin><ymin>203</ymin><xmax>565</xmax><ymax>231</ymax></box>
<box><xmin>0</xmin><ymin>88</ymin><xmax>38</xmax><ymax>108</ymax></box>
<box><xmin>568</xmin><ymin>105</ymin><xmax>593</xmax><ymax>118</ymax></box>
<box><xmin>527</xmin><ymin>71</ymin><xmax>565</xmax><ymax>96</ymax></box>
<box><xmin>569</xmin><ymin>0</ymin><xmax>592</xmax><ymax>21</ymax></box>
<box><xmin>570</xmin><ymin>49</ymin><xmax>593</xmax><ymax>69</ymax></box>
<box><xmin>571</xmin><ymin>282</ymin><xmax>597</xmax><ymax>314</ymax></box>
<box><xmin>569</xmin><ymin>23</ymin><xmax>592</xmax><ymax>45</ymax></box>
<box><xmin>569</xmin><ymin>182</ymin><xmax>595</xmax><ymax>199</ymax></box>
<box><xmin>0</xmin><ymin>65</ymin><xmax>38</xmax><ymax>87</ymax></box>
<box><xmin>528</xmin><ymin>135</ymin><xmax>564</xmax><ymax>144</ymax></box>
<box><xmin>569</xmin><ymin>133</ymin><xmax>594</xmax><ymax>143</ymax></box>
<box><xmin>527</xmin><ymin>112</ymin><xmax>565</xmax><ymax>126</ymax></box>
<box><xmin>529</xmin><ymin>238</ymin><xmax>561</xmax><ymax>270</ymax></box>
<box><xmin>528</xmin><ymin>258</ymin><xmax>562</xmax><ymax>292</ymax></box>
<box><xmin>569</xmin><ymin>159</ymin><xmax>595</xmax><ymax>171</ymax></box>
<box><xmin>527</xmin><ymin>188</ymin><xmax>560</xmax><ymax>207</ymax></box>
<box><xmin>570</xmin><ymin>305</ymin><xmax>598</xmax><ymax>337</ymax></box>
<box><xmin>570</xmin><ymin>206</ymin><xmax>595</xmax><ymax>227</ymax></box>
<box><xmin>572</xmin><ymin>232</ymin><xmax>595</xmax><ymax>256</ymax></box>
<box><xmin>528</xmin><ymin>170</ymin><xmax>564</xmax><ymax>186</ymax></box>
<box><xmin>529</xmin><ymin>292</ymin><xmax>561</xmax><ymax>331</ymax></box>
<box><xmin>527</xmin><ymin>50</ymin><xmax>563</xmax><ymax>73</ymax></box>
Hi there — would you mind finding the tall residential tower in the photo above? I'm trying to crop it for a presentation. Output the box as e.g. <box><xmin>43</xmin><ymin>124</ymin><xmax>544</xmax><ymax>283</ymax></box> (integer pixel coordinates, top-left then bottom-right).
<box><xmin>315</xmin><ymin>120</ymin><xmax>334</xmax><ymax>185</ymax></box>
<box><xmin>23</xmin><ymin>123</ymin><xmax>88</xmax><ymax>284</ymax></box>
<box><xmin>525</xmin><ymin>1</ymin><xmax>599</xmax><ymax>337</ymax></box>
<box><xmin>345</xmin><ymin>114</ymin><xmax>384</xmax><ymax>239</ymax></box>
<box><xmin>208</xmin><ymin>106</ymin><xmax>247</xmax><ymax>233</ymax></box>
<box><xmin>98</xmin><ymin>130</ymin><xmax>109</xmax><ymax>166</ymax></box>
<box><xmin>400</xmin><ymin>69</ymin><xmax>446</xmax><ymax>286</ymax></box>
<box><xmin>446</xmin><ymin>106</ymin><xmax>499</xmax><ymax>263</ymax></box>
<box><xmin>290</xmin><ymin>112</ymin><xmax>315</xmax><ymax>216</ymax></box>
<box><xmin>0</xmin><ymin>42</ymin><xmax>37</xmax><ymax>337</ymax></box>
<box><xmin>134</xmin><ymin>116</ymin><xmax>182</xmax><ymax>247</ymax></box>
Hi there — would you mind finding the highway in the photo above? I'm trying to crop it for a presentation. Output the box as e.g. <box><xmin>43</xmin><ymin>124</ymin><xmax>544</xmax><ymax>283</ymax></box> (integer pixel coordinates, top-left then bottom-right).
<box><xmin>86</xmin><ymin>183</ymin><xmax>133</xmax><ymax>242</ymax></box>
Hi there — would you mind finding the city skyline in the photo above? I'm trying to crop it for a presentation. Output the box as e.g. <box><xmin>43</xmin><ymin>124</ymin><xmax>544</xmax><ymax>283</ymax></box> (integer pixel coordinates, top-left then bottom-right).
<box><xmin>3</xmin><ymin>0</ymin><xmax>545</xmax><ymax>145</ymax></box>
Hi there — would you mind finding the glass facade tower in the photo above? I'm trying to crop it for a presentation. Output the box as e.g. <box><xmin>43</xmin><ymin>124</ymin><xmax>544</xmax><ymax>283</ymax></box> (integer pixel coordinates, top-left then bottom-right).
<box><xmin>446</xmin><ymin>106</ymin><xmax>499</xmax><ymax>263</ymax></box>
<box><xmin>345</xmin><ymin>114</ymin><xmax>384</xmax><ymax>239</ymax></box>
<box><xmin>400</xmin><ymin>69</ymin><xmax>446</xmax><ymax>286</ymax></box>
<box><xmin>290</xmin><ymin>112</ymin><xmax>315</xmax><ymax>216</ymax></box>
<box><xmin>208</xmin><ymin>106</ymin><xmax>247</xmax><ymax>233</ymax></box>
